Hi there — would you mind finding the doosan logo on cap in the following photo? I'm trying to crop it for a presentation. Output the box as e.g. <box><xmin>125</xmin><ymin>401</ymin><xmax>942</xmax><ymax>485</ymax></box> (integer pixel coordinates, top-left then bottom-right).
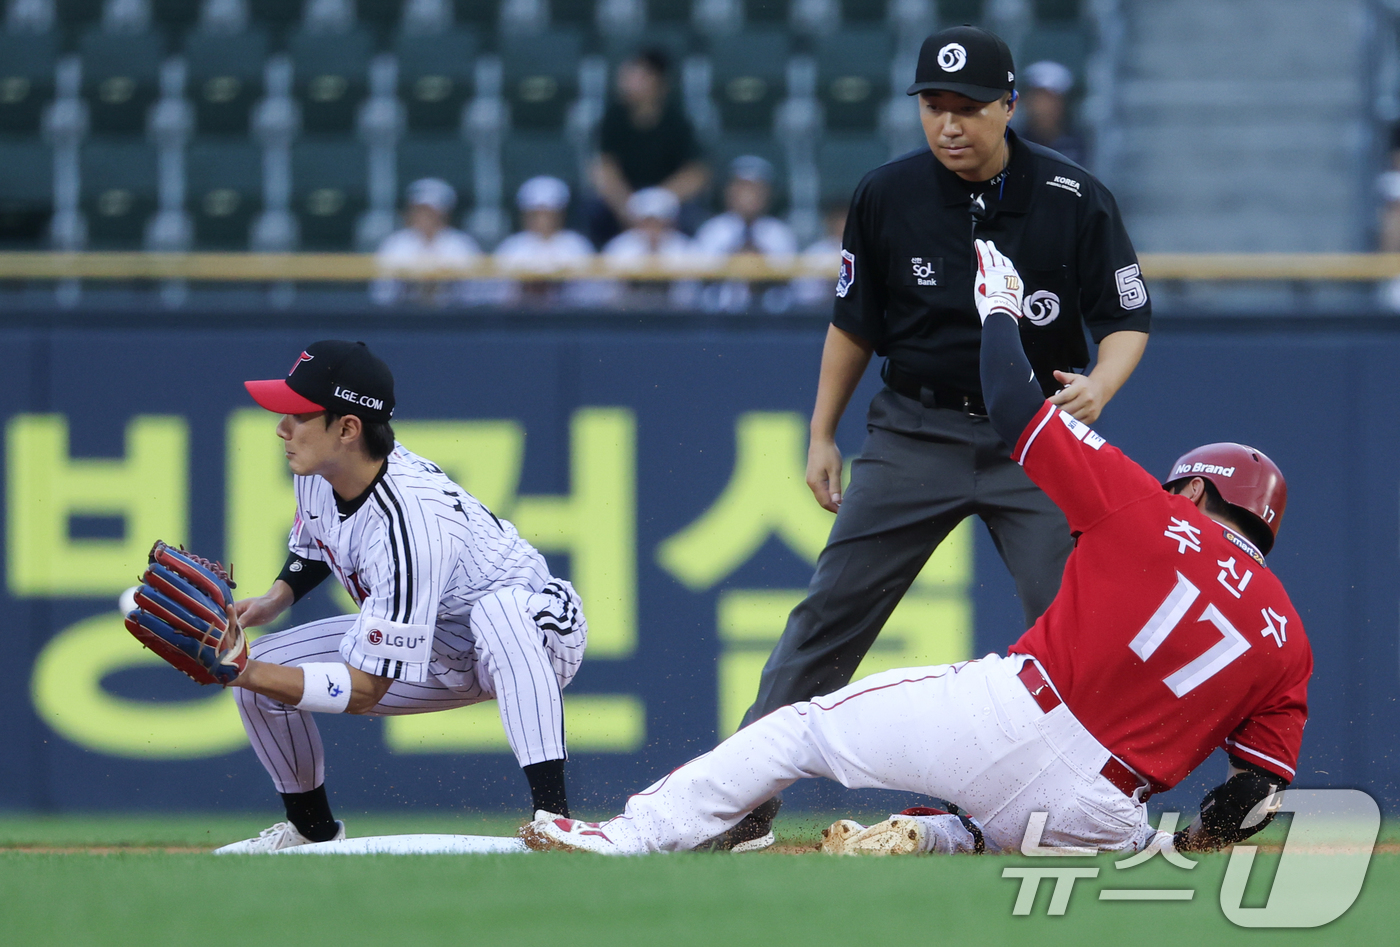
<box><xmin>244</xmin><ymin>340</ymin><xmax>396</xmax><ymax>423</ymax></box>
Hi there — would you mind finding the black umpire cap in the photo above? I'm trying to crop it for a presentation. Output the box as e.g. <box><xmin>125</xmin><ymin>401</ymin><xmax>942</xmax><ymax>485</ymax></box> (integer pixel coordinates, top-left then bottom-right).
<box><xmin>906</xmin><ymin>26</ymin><xmax>1016</xmax><ymax>103</ymax></box>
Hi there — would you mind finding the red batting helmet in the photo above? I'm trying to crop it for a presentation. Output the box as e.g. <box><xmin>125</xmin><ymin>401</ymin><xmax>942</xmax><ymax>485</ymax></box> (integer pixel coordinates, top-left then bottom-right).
<box><xmin>1164</xmin><ymin>443</ymin><xmax>1287</xmax><ymax>553</ymax></box>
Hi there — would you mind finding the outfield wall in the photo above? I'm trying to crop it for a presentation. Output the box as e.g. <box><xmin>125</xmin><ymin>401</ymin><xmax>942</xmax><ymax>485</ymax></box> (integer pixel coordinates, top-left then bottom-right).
<box><xmin>1</xmin><ymin>309</ymin><xmax>1397</xmax><ymax>816</ymax></box>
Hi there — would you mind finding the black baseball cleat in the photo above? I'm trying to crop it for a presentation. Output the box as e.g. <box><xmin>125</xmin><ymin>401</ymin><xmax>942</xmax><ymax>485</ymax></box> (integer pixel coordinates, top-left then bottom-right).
<box><xmin>693</xmin><ymin>795</ymin><xmax>782</xmax><ymax>852</ymax></box>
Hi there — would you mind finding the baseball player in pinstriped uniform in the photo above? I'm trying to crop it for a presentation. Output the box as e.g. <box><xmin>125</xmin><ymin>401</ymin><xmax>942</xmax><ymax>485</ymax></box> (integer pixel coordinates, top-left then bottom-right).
<box><xmin>216</xmin><ymin>340</ymin><xmax>587</xmax><ymax>854</ymax></box>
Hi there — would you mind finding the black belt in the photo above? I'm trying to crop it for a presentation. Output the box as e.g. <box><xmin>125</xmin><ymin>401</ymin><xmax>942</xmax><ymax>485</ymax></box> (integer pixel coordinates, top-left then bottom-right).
<box><xmin>882</xmin><ymin>363</ymin><xmax>987</xmax><ymax>416</ymax></box>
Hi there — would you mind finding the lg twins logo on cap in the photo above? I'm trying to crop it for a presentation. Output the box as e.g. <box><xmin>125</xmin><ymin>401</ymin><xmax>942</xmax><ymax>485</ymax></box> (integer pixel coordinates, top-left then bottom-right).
<box><xmin>1022</xmin><ymin>290</ymin><xmax>1061</xmax><ymax>325</ymax></box>
<box><xmin>937</xmin><ymin>43</ymin><xmax>967</xmax><ymax>72</ymax></box>
<box><xmin>367</xmin><ymin>628</ymin><xmax>383</xmax><ymax>644</ymax></box>
<box><xmin>288</xmin><ymin>351</ymin><xmax>314</xmax><ymax>374</ymax></box>
<box><xmin>836</xmin><ymin>249</ymin><xmax>856</xmax><ymax>297</ymax></box>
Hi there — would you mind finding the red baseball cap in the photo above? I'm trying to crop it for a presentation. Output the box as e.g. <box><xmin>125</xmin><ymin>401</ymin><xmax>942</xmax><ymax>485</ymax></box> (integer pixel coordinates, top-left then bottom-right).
<box><xmin>244</xmin><ymin>340</ymin><xmax>395</xmax><ymax>422</ymax></box>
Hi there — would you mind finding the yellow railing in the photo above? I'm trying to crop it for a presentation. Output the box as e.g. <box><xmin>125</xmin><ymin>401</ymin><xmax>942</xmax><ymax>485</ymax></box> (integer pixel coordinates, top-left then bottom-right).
<box><xmin>2</xmin><ymin>252</ymin><xmax>1400</xmax><ymax>281</ymax></box>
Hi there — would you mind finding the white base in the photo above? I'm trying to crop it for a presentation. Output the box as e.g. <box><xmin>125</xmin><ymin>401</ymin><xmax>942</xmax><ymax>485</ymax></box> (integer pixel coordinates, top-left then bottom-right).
<box><xmin>275</xmin><ymin>834</ymin><xmax>529</xmax><ymax>855</ymax></box>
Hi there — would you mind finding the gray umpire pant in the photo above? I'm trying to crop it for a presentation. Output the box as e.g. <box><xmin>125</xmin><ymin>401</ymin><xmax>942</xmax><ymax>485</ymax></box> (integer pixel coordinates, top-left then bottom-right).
<box><xmin>741</xmin><ymin>387</ymin><xmax>1075</xmax><ymax>726</ymax></box>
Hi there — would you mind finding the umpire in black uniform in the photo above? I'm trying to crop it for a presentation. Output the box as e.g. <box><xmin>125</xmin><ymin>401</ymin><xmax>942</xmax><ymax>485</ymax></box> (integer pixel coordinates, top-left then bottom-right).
<box><xmin>716</xmin><ymin>26</ymin><xmax>1151</xmax><ymax>848</ymax></box>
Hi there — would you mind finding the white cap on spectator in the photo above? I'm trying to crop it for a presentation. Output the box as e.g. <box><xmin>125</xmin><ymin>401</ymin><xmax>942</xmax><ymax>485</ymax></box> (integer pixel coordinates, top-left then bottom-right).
<box><xmin>627</xmin><ymin>186</ymin><xmax>680</xmax><ymax>222</ymax></box>
<box><xmin>729</xmin><ymin>154</ymin><xmax>774</xmax><ymax>183</ymax></box>
<box><xmin>406</xmin><ymin>178</ymin><xmax>457</xmax><ymax>213</ymax></box>
<box><xmin>517</xmin><ymin>175</ymin><xmax>571</xmax><ymax>211</ymax></box>
<box><xmin>1024</xmin><ymin>60</ymin><xmax>1074</xmax><ymax>95</ymax></box>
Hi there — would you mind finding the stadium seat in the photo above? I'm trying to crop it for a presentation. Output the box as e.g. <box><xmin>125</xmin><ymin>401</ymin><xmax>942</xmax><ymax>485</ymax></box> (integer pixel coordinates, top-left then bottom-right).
<box><xmin>397</xmin><ymin>135</ymin><xmax>474</xmax><ymax>210</ymax></box>
<box><xmin>646</xmin><ymin>0</ymin><xmax>692</xmax><ymax>24</ymax></box>
<box><xmin>454</xmin><ymin>0</ymin><xmax>501</xmax><ymax>31</ymax></box>
<box><xmin>0</xmin><ymin>32</ymin><xmax>58</xmax><ymax>136</ymax></box>
<box><xmin>938</xmin><ymin>0</ymin><xmax>983</xmax><ymax>23</ymax></box>
<box><xmin>743</xmin><ymin>0</ymin><xmax>788</xmax><ymax>25</ymax></box>
<box><xmin>185</xmin><ymin>30</ymin><xmax>269</xmax><ymax>135</ymax></box>
<box><xmin>395</xmin><ymin>29</ymin><xmax>479</xmax><ymax>132</ymax></box>
<box><xmin>79</xmin><ymin>30</ymin><xmax>167</xmax><ymax>135</ymax></box>
<box><xmin>709</xmin><ymin>132</ymin><xmax>788</xmax><ymax>214</ymax></box>
<box><xmin>815</xmin><ymin>29</ymin><xmax>893</xmax><ymax>131</ymax></box>
<box><xmin>1032</xmin><ymin>0</ymin><xmax>1080</xmax><ymax>22</ymax></box>
<box><xmin>187</xmin><ymin>138</ymin><xmax>263</xmax><ymax>249</ymax></box>
<box><xmin>357</xmin><ymin>0</ymin><xmax>405</xmax><ymax>34</ymax></box>
<box><xmin>839</xmin><ymin>0</ymin><xmax>886</xmax><ymax>24</ymax></box>
<box><xmin>817</xmin><ymin>133</ymin><xmax>886</xmax><ymax>204</ymax></box>
<box><xmin>550</xmin><ymin>0</ymin><xmax>596</xmax><ymax>28</ymax></box>
<box><xmin>0</xmin><ymin>141</ymin><xmax>53</xmax><ymax>249</ymax></box>
<box><xmin>80</xmin><ymin>138</ymin><xmax>159</xmax><ymax>248</ymax></box>
<box><xmin>151</xmin><ymin>0</ymin><xmax>203</xmax><ymax>30</ymax></box>
<box><xmin>602</xmin><ymin>27</ymin><xmax>691</xmax><ymax>69</ymax></box>
<box><xmin>56</xmin><ymin>0</ymin><xmax>104</xmax><ymax>29</ymax></box>
<box><xmin>292</xmin><ymin>139</ymin><xmax>368</xmax><ymax>249</ymax></box>
<box><xmin>500</xmin><ymin>131</ymin><xmax>578</xmax><ymax>216</ymax></box>
<box><xmin>501</xmin><ymin>130</ymin><xmax>577</xmax><ymax>190</ymax></box>
<box><xmin>708</xmin><ymin>29</ymin><xmax>789</xmax><ymax>131</ymax></box>
<box><xmin>500</xmin><ymin>30</ymin><xmax>583</xmax><ymax>130</ymax></box>
<box><xmin>248</xmin><ymin>0</ymin><xmax>305</xmax><ymax>38</ymax></box>
<box><xmin>287</xmin><ymin>28</ymin><xmax>376</xmax><ymax>135</ymax></box>
<box><xmin>1019</xmin><ymin>23</ymin><xmax>1090</xmax><ymax>80</ymax></box>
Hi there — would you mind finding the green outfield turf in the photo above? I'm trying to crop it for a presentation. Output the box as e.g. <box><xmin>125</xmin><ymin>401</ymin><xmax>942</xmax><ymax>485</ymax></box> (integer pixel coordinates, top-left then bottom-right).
<box><xmin>0</xmin><ymin>814</ymin><xmax>1394</xmax><ymax>946</ymax></box>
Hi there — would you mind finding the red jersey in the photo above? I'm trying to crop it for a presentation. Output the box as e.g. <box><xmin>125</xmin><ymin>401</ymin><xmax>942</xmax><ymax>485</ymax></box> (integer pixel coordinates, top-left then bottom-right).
<box><xmin>1007</xmin><ymin>403</ymin><xmax>1311</xmax><ymax>790</ymax></box>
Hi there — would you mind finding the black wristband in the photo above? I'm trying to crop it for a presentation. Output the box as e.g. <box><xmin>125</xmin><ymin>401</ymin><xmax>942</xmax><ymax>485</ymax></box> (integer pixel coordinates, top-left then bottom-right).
<box><xmin>277</xmin><ymin>552</ymin><xmax>332</xmax><ymax>603</ymax></box>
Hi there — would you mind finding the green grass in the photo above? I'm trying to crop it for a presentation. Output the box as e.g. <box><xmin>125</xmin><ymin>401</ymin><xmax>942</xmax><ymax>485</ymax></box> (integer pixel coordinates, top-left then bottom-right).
<box><xmin>0</xmin><ymin>815</ymin><xmax>1395</xmax><ymax>946</ymax></box>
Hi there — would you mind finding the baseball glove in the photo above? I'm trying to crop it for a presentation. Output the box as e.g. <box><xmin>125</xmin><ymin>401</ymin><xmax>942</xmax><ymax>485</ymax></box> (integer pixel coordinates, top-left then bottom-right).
<box><xmin>124</xmin><ymin>541</ymin><xmax>248</xmax><ymax>686</ymax></box>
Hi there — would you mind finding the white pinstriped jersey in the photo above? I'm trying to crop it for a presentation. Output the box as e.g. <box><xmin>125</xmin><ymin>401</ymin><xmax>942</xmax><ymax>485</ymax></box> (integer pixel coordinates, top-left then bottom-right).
<box><xmin>288</xmin><ymin>444</ymin><xmax>552</xmax><ymax>685</ymax></box>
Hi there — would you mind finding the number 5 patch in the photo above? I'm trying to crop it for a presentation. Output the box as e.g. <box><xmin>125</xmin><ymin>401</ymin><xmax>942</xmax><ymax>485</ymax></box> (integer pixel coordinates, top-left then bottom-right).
<box><xmin>1114</xmin><ymin>263</ymin><xmax>1148</xmax><ymax>310</ymax></box>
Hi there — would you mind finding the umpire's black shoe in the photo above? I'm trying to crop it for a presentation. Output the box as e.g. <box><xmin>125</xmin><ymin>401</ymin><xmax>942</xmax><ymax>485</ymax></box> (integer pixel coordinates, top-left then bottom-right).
<box><xmin>693</xmin><ymin>795</ymin><xmax>782</xmax><ymax>852</ymax></box>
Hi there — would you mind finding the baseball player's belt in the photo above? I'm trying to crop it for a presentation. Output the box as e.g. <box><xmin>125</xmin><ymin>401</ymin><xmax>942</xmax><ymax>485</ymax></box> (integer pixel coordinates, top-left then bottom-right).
<box><xmin>1016</xmin><ymin>659</ymin><xmax>1154</xmax><ymax>802</ymax></box>
<box><xmin>881</xmin><ymin>362</ymin><xmax>988</xmax><ymax>416</ymax></box>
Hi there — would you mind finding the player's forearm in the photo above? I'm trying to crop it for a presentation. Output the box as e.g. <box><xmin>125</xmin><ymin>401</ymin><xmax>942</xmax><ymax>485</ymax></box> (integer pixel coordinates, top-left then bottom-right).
<box><xmin>810</xmin><ymin>325</ymin><xmax>874</xmax><ymax>442</ymax></box>
<box><xmin>234</xmin><ymin>659</ymin><xmax>392</xmax><ymax>713</ymax></box>
<box><xmin>1087</xmin><ymin>330</ymin><xmax>1148</xmax><ymax>405</ymax></box>
<box><xmin>590</xmin><ymin>156</ymin><xmax>632</xmax><ymax>216</ymax></box>
<box><xmin>660</xmin><ymin>161</ymin><xmax>710</xmax><ymax>203</ymax></box>
<box><xmin>980</xmin><ymin>312</ymin><xmax>1046</xmax><ymax>448</ymax></box>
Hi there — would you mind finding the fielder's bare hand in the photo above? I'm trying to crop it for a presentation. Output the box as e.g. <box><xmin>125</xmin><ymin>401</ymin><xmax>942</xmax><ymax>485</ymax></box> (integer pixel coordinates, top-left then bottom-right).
<box><xmin>807</xmin><ymin>437</ymin><xmax>845</xmax><ymax>513</ymax></box>
<box><xmin>235</xmin><ymin>580</ymin><xmax>294</xmax><ymax>628</ymax></box>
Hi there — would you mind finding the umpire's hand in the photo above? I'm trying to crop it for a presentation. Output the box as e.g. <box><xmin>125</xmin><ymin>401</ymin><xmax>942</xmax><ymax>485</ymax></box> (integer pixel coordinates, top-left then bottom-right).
<box><xmin>1049</xmin><ymin>370</ymin><xmax>1109</xmax><ymax>424</ymax></box>
<box><xmin>807</xmin><ymin>438</ymin><xmax>845</xmax><ymax>512</ymax></box>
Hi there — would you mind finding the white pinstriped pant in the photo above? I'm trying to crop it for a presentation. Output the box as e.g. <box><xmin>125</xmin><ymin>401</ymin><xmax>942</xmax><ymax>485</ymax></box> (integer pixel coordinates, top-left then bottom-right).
<box><xmin>234</xmin><ymin>586</ymin><xmax>587</xmax><ymax>794</ymax></box>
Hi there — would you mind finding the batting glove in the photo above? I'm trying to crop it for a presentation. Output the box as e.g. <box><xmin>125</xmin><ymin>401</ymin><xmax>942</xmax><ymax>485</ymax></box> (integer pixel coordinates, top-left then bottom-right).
<box><xmin>973</xmin><ymin>238</ymin><xmax>1024</xmax><ymax>325</ymax></box>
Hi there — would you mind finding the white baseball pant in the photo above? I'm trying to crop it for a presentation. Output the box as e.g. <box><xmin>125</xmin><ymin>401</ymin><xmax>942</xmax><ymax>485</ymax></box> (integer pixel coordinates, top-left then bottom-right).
<box><xmin>234</xmin><ymin>586</ymin><xmax>587</xmax><ymax>794</ymax></box>
<box><xmin>594</xmin><ymin>653</ymin><xmax>1153</xmax><ymax>853</ymax></box>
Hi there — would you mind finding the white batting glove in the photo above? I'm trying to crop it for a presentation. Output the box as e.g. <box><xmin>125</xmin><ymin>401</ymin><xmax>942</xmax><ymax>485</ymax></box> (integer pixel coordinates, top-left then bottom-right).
<box><xmin>974</xmin><ymin>238</ymin><xmax>1024</xmax><ymax>325</ymax></box>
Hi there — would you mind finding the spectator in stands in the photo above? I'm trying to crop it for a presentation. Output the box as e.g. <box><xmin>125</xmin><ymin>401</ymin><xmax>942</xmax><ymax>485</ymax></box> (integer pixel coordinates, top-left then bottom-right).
<box><xmin>602</xmin><ymin>187</ymin><xmax>695</xmax><ymax>265</ymax></box>
<box><xmin>1377</xmin><ymin>124</ymin><xmax>1400</xmax><ymax>309</ymax></box>
<box><xmin>373</xmin><ymin>178</ymin><xmax>483</xmax><ymax>306</ymax></box>
<box><xmin>588</xmin><ymin>48</ymin><xmax>710</xmax><ymax>247</ymax></box>
<box><xmin>602</xmin><ymin>187</ymin><xmax>705</xmax><ymax>307</ymax></box>
<box><xmin>1017</xmin><ymin>60</ymin><xmax>1087</xmax><ymax>168</ymax></box>
<box><xmin>495</xmin><ymin>176</ymin><xmax>595</xmax><ymax>272</ymax></box>
<box><xmin>793</xmin><ymin>198</ymin><xmax>849</xmax><ymax>307</ymax></box>
<box><xmin>496</xmin><ymin>176</ymin><xmax>607</xmax><ymax>307</ymax></box>
<box><xmin>693</xmin><ymin>156</ymin><xmax>798</xmax><ymax>259</ymax></box>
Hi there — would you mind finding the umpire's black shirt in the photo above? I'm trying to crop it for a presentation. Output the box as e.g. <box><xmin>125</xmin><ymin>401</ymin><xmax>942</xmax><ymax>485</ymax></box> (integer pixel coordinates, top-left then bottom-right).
<box><xmin>833</xmin><ymin>128</ymin><xmax>1150</xmax><ymax>398</ymax></box>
